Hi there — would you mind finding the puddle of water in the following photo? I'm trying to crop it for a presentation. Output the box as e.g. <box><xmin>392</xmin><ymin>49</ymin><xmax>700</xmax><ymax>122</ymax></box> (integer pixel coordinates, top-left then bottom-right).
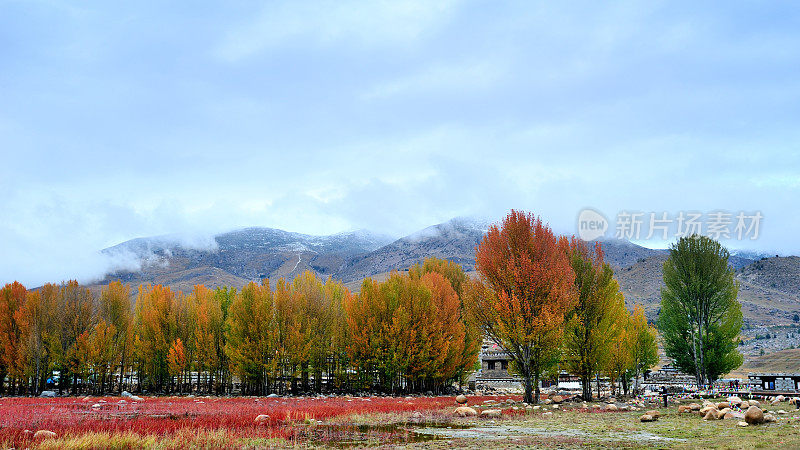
<box><xmin>413</xmin><ymin>425</ymin><xmax>686</xmax><ymax>443</ymax></box>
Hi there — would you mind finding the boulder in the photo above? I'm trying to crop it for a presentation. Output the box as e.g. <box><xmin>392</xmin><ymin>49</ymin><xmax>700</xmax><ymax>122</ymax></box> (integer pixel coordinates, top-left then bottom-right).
<box><xmin>737</xmin><ymin>421</ymin><xmax>749</xmax><ymax>427</ymax></box>
<box><xmin>34</xmin><ymin>430</ymin><xmax>57</xmax><ymax>439</ymax></box>
<box><xmin>456</xmin><ymin>395</ymin><xmax>468</xmax><ymax>405</ymax></box>
<box><xmin>740</xmin><ymin>401</ymin><xmax>750</xmax><ymax>409</ymax></box>
<box><xmin>645</xmin><ymin>410</ymin><xmax>661</xmax><ymax>419</ymax></box>
<box><xmin>699</xmin><ymin>406</ymin><xmax>717</xmax><ymax>416</ymax></box>
<box><xmin>689</xmin><ymin>403</ymin><xmax>702</xmax><ymax>411</ymax></box>
<box><xmin>718</xmin><ymin>408</ymin><xmax>731</xmax><ymax>416</ymax></box>
<box><xmin>724</xmin><ymin>411</ymin><xmax>745</xmax><ymax>420</ymax></box>
<box><xmin>39</xmin><ymin>390</ymin><xmax>56</xmax><ymax>398</ymax></box>
<box><xmin>703</xmin><ymin>409</ymin><xmax>721</xmax><ymax>420</ymax></box>
<box><xmin>777</xmin><ymin>409</ymin><xmax>788</xmax><ymax>414</ymax></box>
<box><xmin>454</xmin><ymin>406</ymin><xmax>478</xmax><ymax>417</ymax></box>
<box><xmin>717</xmin><ymin>402</ymin><xmax>730</xmax><ymax>410</ymax></box>
<box><xmin>551</xmin><ymin>395</ymin><xmax>564</xmax><ymax>404</ymax></box>
<box><xmin>121</xmin><ymin>391</ymin><xmax>132</xmax><ymax>398</ymax></box>
<box><xmin>777</xmin><ymin>395</ymin><xmax>786</xmax><ymax>402</ymax></box>
<box><xmin>543</xmin><ymin>399</ymin><xmax>553</xmax><ymax>405</ymax></box>
<box><xmin>130</xmin><ymin>395</ymin><xmax>144</xmax><ymax>402</ymax></box>
<box><xmin>254</xmin><ymin>414</ymin><xmax>270</xmax><ymax>425</ymax></box>
<box><xmin>411</xmin><ymin>412</ymin><xmax>423</xmax><ymax>419</ymax></box>
<box><xmin>640</xmin><ymin>414</ymin><xmax>656</xmax><ymax>422</ymax></box>
<box><xmin>749</xmin><ymin>399</ymin><xmax>760</xmax><ymax>407</ymax></box>
<box><xmin>542</xmin><ymin>411</ymin><xmax>553</xmax><ymax>417</ymax></box>
<box><xmin>606</xmin><ymin>404</ymin><xmax>618</xmax><ymax>411</ymax></box>
<box><xmin>480</xmin><ymin>409</ymin><xmax>502</xmax><ymax>418</ymax></box>
<box><xmin>764</xmin><ymin>413</ymin><xmax>777</xmax><ymax>423</ymax></box>
<box><xmin>727</xmin><ymin>396</ymin><xmax>743</xmax><ymax>406</ymax></box>
<box><xmin>91</xmin><ymin>403</ymin><xmax>102</xmax><ymax>410</ymax></box>
<box><xmin>678</xmin><ymin>405</ymin><xmax>691</xmax><ymax>413</ymax></box>
<box><xmin>744</xmin><ymin>406</ymin><xmax>764</xmax><ymax>425</ymax></box>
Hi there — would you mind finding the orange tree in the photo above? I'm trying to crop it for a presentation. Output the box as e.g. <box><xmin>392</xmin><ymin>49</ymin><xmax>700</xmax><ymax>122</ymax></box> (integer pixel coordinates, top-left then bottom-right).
<box><xmin>467</xmin><ymin>210</ymin><xmax>576</xmax><ymax>403</ymax></box>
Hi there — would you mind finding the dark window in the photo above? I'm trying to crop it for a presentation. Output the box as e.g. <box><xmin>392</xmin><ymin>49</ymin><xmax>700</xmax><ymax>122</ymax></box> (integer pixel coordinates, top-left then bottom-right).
<box><xmin>488</xmin><ymin>361</ymin><xmax>496</xmax><ymax>370</ymax></box>
<box><xmin>501</xmin><ymin>361</ymin><xmax>508</xmax><ymax>370</ymax></box>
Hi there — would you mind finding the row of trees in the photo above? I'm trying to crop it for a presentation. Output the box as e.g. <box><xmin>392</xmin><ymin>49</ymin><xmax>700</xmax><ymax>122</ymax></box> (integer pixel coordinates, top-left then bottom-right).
<box><xmin>467</xmin><ymin>211</ymin><xmax>659</xmax><ymax>403</ymax></box>
<box><xmin>0</xmin><ymin>259</ymin><xmax>479</xmax><ymax>396</ymax></box>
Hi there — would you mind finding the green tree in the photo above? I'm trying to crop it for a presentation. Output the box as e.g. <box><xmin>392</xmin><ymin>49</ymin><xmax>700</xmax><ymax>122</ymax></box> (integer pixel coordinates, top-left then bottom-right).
<box><xmin>658</xmin><ymin>235</ymin><xmax>743</xmax><ymax>387</ymax></box>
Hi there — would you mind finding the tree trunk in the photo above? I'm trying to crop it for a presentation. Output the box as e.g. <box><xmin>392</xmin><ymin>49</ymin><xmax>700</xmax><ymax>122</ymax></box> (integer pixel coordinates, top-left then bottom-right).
<box><xmin>523</xmin><ymin>375</ymin><xmax>534</xmax><ymax>404</ymax></box>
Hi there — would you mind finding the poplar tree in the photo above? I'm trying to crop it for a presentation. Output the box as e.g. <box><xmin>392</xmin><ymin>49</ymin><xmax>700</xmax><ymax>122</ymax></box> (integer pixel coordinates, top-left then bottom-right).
<box><xmin>658</xmin><ymin>235</ymin><xmax>743</xmax><ymax>387</ymax></box>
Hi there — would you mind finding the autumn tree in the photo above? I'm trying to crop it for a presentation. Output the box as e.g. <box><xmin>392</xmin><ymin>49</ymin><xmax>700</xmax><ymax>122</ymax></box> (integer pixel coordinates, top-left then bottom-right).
<box><xmin>135</xmin><ymin>284</ymin><xmax>178</xmax><ymax>392</ymax></box>
<box><xmin>467</xmin><ymin>210</ymin><xmax>576</xmax><ymax>404</ymax></box>
<box><xmin>0</xmin><ymin>282</ymin><xmax>28</xmax><ymax>394</ymax></box>
<box><xmin>627</xmin><ymin>305</ymin><xmax>658</xmax><ymax>394</ymax></box>
<box><xmin>192</xmin><ymin>285</ymin><xmax>224</xmax><ymax>393</ymax></box>
<box><xmin>658</xmin><ymin>235</ymin><xmax>743</xmax><ymax>387</ymax></box>
<box><xmin>98</xmin><ymin>281</ymin><xmax>133</xmax><ymax>394</ymax></box>
<box><xmin>225</xmin><ymin>281</ymin><xmax>275</xmax><ymax>395</ymax></box>
<box><xmin>54</xmin><ymin>281</ymin><xmax>96</xmax><ymax>395</ymax></box>
<box><xmin>562</xmin><ymin>240</ymin><xmax>626</xmax><ymax>401</ymax></box>
<box><xmin>409</xmin><ymin>258</ymin><xmax>481</xmax><ymax>387</ymax></box>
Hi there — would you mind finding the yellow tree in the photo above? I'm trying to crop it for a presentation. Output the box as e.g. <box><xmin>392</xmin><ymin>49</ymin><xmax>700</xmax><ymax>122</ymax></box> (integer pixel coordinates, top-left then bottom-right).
<box><xmin>563</xmin><ymin>239</ymin><xmax>627</xmax><ymax>401</ymax></box>
<box><xmin>193</xmin><ymin>285</ymin><xmax>223</xmax><ymax>393</ymax></box>
<box><xmin>135</xmin><ymin>284</ymin><xmax>178</xmax><ymax>392</ymax></box>
<box><xmin>56</xmin><ymin>281</ymin><xmax>96</xmax><ymax>395</ymax></box>
<box><xmin>225</xmin><ymin>281</ymin><xmax>275</xmax><ymax>395</ymax></box>
<box><xmin>168</xmin><ymin>338</ymin><xmax>188</xmax><ymax>393</ymax></box>
<box><xmin>17</xmin><ymin>288</ymin><xmax>59</xmax><ymax>394</ymax></box>
<box><xmin>98</xmin><ymin>281</ymin><xmax>133</xmax><ymax>394</ymax></box>
<box><xmin>467</xmin><ymin>211</ymin><xmax>576</xmax><ymax>403</ymax></box>
<box><xmin>628</xmin><ymin>305</ymin><xmax>658</xmax><ymax>394</ymax></box>
<box><xmin>0</xmin><ymin>282</ymin><xmax>28</xmax><ymax>393</ymax></box>
<box><xmin>605</xmin><ymin>313</ymin><xmax>633</xmax><ymax>397</ymax></box>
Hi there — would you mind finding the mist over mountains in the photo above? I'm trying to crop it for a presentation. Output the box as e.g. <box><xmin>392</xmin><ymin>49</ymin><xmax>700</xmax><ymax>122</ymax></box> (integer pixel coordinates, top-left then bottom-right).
<box><xmin>94</xmin><ymin>217</ymin><xmax>800</xmax><ymax>327</ymax></box>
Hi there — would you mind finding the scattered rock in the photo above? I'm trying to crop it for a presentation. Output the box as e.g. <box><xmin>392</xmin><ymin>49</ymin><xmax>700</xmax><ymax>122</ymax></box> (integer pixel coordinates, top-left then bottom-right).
<box><xmin>745</xmin><ymin>406</ymin><xmax>765</xmax><ymax>425</ymax></box>
<box><xmin>777</xmin><ymin>395</ymin><xmax>786</xmax><ymax>402</ymax></box>
<box><xmin>764</xmin><ymin>413</ymin><xmax>777</xmax><ymax>423</ymax></box>
<box><xmin>480</xmin><ymin>409</ymin><xmax>502</xmax><ymax>418</ymax></box>
<box><xmin>718</xmin><ymin>408</ymin><xmax>731</xmax><ymax>416</ymax></box>
<box><xmin>727</xmin><ymin>396</ymin><xmax>743</xmax><ymax>406</ymax></box>
<box><xmin>640</xmin><ymin>414</ymin><xmax>657</xmax><ymax>422</ymax></box>
<box><xmin>645</xmin><ymin>410</ymin><xmax>661</xmax><ymax>419</ymax></box>
<box><xmin>533</xmin><ymin>405</ymin><xmax>541</xmax><ymax>410</ymax></box>
<box><xmin>606</xmin><ymin>404</ymin><xmax>618</xmax><ymax>411</ymax></box>
<box><xmin>254</xmin><ymin>414</ymin><xmax>270</xmax><ymax>425</ymax></box>
<box><xmin>130</xmin><ymin>395</ymin><xmax>144</xmax><ymax>402</ymax></box>
<box><xmin>724</xmin><ymin>411</ymin><xmax>745</xmax><ymax>420</ymax></box>
<box><xmin>749</xmin><ymin>399</ymin><xmax>760</xmax><ymax>407</ymax></box>
<box><xmin>411</xmin><ymin>412</ymin><xmax>424</xmax><ymax>419</ymax></box>
<box><xmin>121</xmin><ymin>391</ymin><xmax>132</xmax><ymax>398</ymax></box>
<box><xmin>704</xmin><ymin>409</ymin><xmax>721</xmax><ymax>420</ymax></box>
<box><xmin>551</xmin><ymin>395</ymin><xmax>564</xmax><ymax>404</ymax></box>
<box><xmin>740</xmin><ymin>401</ymin><xmax>750</xmax><ymax>409</ymax></box>
<box><xmin>700</xmin><ymin>406</ymin><xmax>717</xmax><ymax>416</ymax></box>
<box><xmin>39</xmin><ymin>390</ymin><xmax>56</xmax><ymax>398</ymax></box>
<box><xmin>689</xmin><ymin>402</ymin><xmax>702</xmax><ymax>411</ymax></box>
<box><xmin>91</xmin><ymin>403</ymin><xmax>102</xmax><ymax>410</ymax></box>
<box><xmin>542</xmin><ymin>411</ymin><xmax>553</xmax><ymax>417</ymax></box>
<box><xmin>454</xmin><ymin>406</ymin><xmax>478</xmax><ymax>417</ymax></box>
<box><xmin>543</xmin><ymin>399</ymin><xmax>553</xmax><ymax>405</ymax></box>
<box><xmin>678</xmin><ymin>405</ymin><xmax>691</xmax><ymax>413</ymax></box>
<box><xmin>737</xmin><ymin>421</ymin><xmax>749</xmax><ymax>427</ymax></box>
<box><xmin>34</xmin><ymin>430</ymin><xmax>57</xmax><ymax>439</ymax></box>
<box><xmin>456</xmin><ymin>394</ymin><xmax>468</xmax><ymax>405</ymax></box>
<box><xmin>777</xmin><ymin>409</ymin><xmax>788</xmax><ymax>414</ymax></box>
<box><xmin>717</xmin><ymin>402</ymin><xmax>730</xmax><ymax>410</ymax></box>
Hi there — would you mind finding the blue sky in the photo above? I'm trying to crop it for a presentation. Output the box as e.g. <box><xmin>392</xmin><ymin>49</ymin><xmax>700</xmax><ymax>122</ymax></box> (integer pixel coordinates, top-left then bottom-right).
<box><xmin>1</xmin><ymin>1</ymin><xmax>799</xmax><ymax>285</ymax></box>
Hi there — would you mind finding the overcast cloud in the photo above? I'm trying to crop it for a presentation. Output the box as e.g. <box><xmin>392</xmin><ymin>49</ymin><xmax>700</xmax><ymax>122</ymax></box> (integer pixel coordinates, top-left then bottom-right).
<box><xmin>1</xmin><ymin>1</ymin><xmax>799</xmax><ymax>285</ymax></box>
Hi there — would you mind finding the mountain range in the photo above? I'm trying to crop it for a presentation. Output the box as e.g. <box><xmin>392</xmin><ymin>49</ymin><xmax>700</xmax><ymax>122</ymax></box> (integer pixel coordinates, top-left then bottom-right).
<box><xmin>95</xmin><ymin>218</ymin><xmax>800</xmax><ymax>327</ymax></box>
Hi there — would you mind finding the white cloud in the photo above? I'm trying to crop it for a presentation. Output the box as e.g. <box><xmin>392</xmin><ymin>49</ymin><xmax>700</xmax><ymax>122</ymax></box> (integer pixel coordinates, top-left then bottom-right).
<box><xmin>213</xmin><ymin>0</ymin><xmax>461</xmax><ymax>61</ymax></box>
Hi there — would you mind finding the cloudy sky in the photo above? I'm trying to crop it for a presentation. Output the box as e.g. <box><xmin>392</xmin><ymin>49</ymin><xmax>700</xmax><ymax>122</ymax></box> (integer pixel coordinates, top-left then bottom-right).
<box><xmin>2</xmin><ymin>1</ymin><xmax>799</xmax><ymax>285</ymax></box>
